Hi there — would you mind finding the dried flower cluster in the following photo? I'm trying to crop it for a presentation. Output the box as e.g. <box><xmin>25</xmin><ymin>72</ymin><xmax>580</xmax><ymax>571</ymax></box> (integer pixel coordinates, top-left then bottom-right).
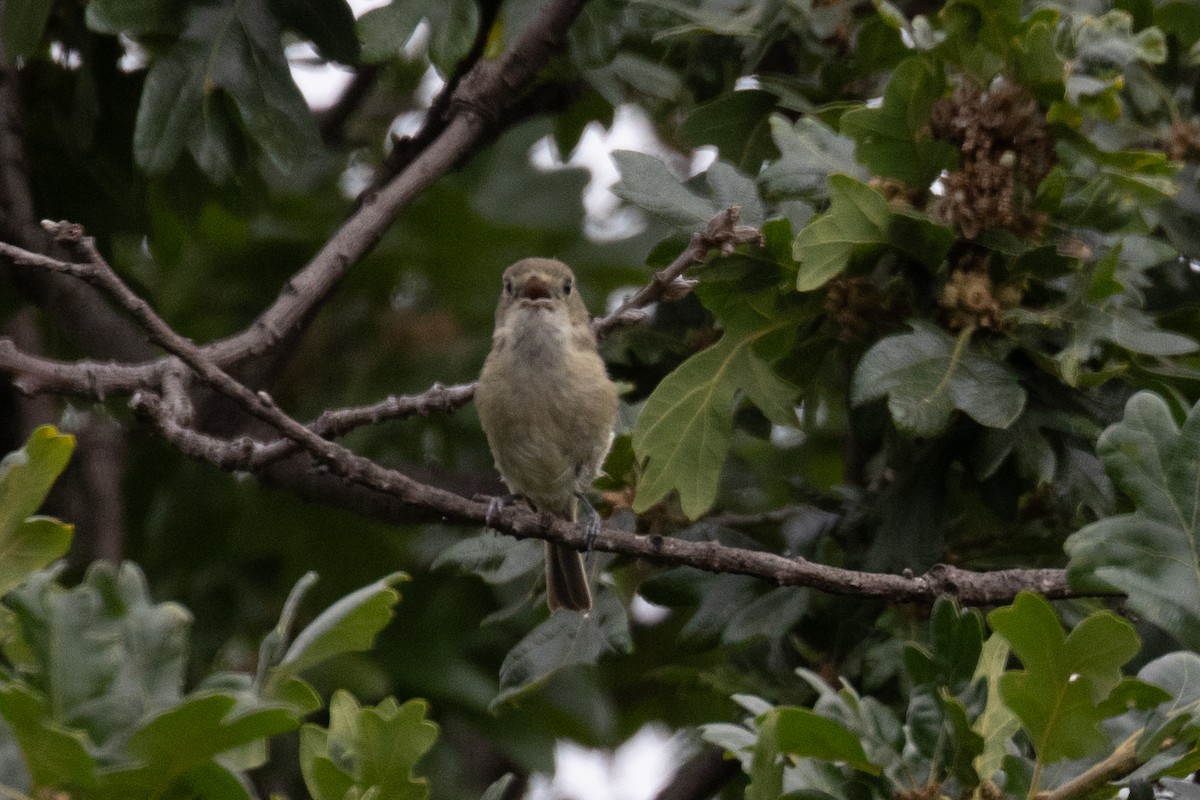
<box><xmin>1168</xmin><ymin>119</ymin><xmax>1200</xmax><ymax>162</ymax></box>
<box><xmin>938</xmin><ymin>258</ymin><xmax>1023</xmax><ymax>331</ymax></box>
<box><xmin>929</xmin><ymin>79</ymin><xmax>1055</xmax><ymax>239</ymax></box>
<box><xmin>869</xmin><ymin>176</ymin><xmax>924</xmax><ymax>209</ymax></box>
<box><xmin>824</xmin><ymin>276</ymin><xmax>907</xmax><ymax>340</ymax></box>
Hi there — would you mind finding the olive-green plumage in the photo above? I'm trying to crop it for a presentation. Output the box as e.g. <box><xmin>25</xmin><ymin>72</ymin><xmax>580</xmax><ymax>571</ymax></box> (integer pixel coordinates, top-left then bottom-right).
<box><xmin>475</xmin><ymin>258</ymin><xmax>618</xmax><ymax>611</ymax></box>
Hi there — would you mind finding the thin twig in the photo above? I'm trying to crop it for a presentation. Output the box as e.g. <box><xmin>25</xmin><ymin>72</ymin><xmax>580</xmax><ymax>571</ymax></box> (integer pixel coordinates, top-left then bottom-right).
<box><xmin>1034</xmin><ymin>738</ymin><xmax>1155</xmax><ymax>800</ymax></box>
<box><xmin>593</xmin><ymin>207</ymin><xmax>763</xmax><ymax>338</ymax></box>
<box><xmin>0</xmin><ymin>0</ymin><xmax>593</xmax><ymax>397</ymax></box>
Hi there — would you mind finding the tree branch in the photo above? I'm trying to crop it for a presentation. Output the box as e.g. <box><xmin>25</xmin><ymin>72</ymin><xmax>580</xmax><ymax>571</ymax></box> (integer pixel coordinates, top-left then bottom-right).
<box><xmin>1035</xmin><ymin>737</ymin><xmax>1169</xmax><ymax>800</ymax></box>
<box><xmin>359</xmin><ymin>0</ymin><xmax>504</xmax><ymax>197</ymax></box>
<box><xmin>132</xmin><ymin>377</ymin><xmax>1091</xmax><ymax>604</ymax></box>
<box><xmin>0</xmin><ymin>0</ymin><xmax>593</xmax><ymax>397</ymax></box>
<box><xmin>0</xmin><ymin>216</ymin><xmax>1118</xmax><ymax>607</ymax></box>
<box><xmin>592</xmin><ymin>207</ymin><xmax>763</xmax><ymax>338</ymax></box>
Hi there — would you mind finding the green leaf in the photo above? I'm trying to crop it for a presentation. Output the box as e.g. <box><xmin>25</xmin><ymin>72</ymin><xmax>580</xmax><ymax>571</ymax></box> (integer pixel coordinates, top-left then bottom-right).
<box><xmin>133</xmin><ymin>3</ymin><xmax>320</xmax><ymax>179</ymax></box>
<box><xmin>356</xmin><ymin>0</ymin><xmax>477</xmax><ymax>70</ymax></box>
<box><xmin>0</xmin><ymin>426</ymin><xmax>75</xmax><ymax>596</ymax></box>
<box><xmin>358</xmin><ymin>0</ymin><xmax>426</xmax><ymax>62</ymax></box>
<box><xmin>796</xmin><ymin>669</ymin><xmax>906</xmax><ymax>775</ymax></box>
<box><xmin>793</xmin><ymin>175</ymin><xmax>890</xmax><ymax>290</ymax></box>
<box><xmin>1076</xmin><ymin>10</ymin><xmax>1167</xmax><ymax>67</ymax></box>
<box><xmin>706</xmin><ymin>161</ymin><xmax>765</xmax><ymax>227</ymax></box>
<box><xmin>840</xmin><ymin>58</ymin><xmax>957</xmax><ymax>187</ymax></box>
<box><xmin>433</xmin><ymin>535</ymin><xmax>542</xmax><ymax>584</ymax></box>
<box><xmin>5</xmin><ymin>561</ymin><xmax>191</xmax><ymax>749</ymax></box>
<box><xmin>85</xmin><ymin>0</ymin><xmax>182</xmax><ymax>35</ymax></box>
<box><xmin>269</xmin><ymin>0</ymin><xmax>360</xmax><ymax>64</ymax></box>
<box><xmin>632</xmin><ymin>302</ymin><xmax>799</xmax><ymax>518</ymax></box>
<box><xmin>851</xmin><ymin>321</ymin><xmax>1027</xmax><ymax>437</ymax></box>
<box><xmin>905</xmin><ymin>597</ymin><xmax>984</xmax><ymax>691</ymax></box>
<box><xmin>104</xmin><ymin>693</ymin><xmax>299</xmax><ymax>797</ymax></box>
<box><xmin>937</xmin><ymin>0</ymin><xmax>1021</xmax><ymax>80</ymax></box>
<box><xmin>267</xmin><ymin>572</ymin><xmax>405</xmax><ymax>694</ymax></box>
<box><xmin>1013</xmin><ymin>17</ymin><xmax>1066</xmax><ymax>102</ymax></box>
<box><xmin>1135</xmin><ymin>652</ymin><xmax>1200</xmax><ymax>772</ymax></box>
<box><xmin>747</xmin><ymin>707</ymin><xmax>784</xmax><ymax>800</ymax></box>
<box><xmin>681</xmin><ymin>90</ymin><xmax>778</xmax><ymax>173</ymax></box>
<box><xmin>611</xmin><ymin>150</ymin><xmax>717</xmax><ymax>227</ymax></box>
<box><xmin>759</xmin><ymin>114</ymin><xmax>865</xmax><ymax>198</ymax></box>
<box><xmin>1066</xmin><ymin>393</ymin><xmax>1200</xmax><ymax>650</ymax></box>
<box><xmin>480</xmin><ymin>774</ymin><xmax>516</xmax><ymax>800</ymax></box>
<box><xmin>426</xmin><ymin>0</ymin><xmax>480</xmax><ymax>76</ymax></box>
<box><xmin>647</xmin><ymin>568</ymin><xmax>809</xmax><ymax>647</ymax></box>
<box><xmin>1</xmin><ymin>0</ymin><xmax>53</xmax><ymax>60</ymax></box>
<box><xmin>0</xmin><ymin>683</ymin><xmax>96</xmax><ymax>790</ymax></box>
<box><xmin>0</xmin><ymin>425</ymin><xmax>74</xmax><ymax>538</ymax></box>
<box><xmin>791</xmin><ymin>175</ymin><xmax>953</xmax><ymax>291</ymax></box>
<box><xmin>988</xmin><ymin>593</ymin><xmax>1140</xmax><ymax>762</ymax></box>
<box><xmin>772</xmin><ymin>707</ymin><xmax>879</xmax><ymax>773</ymax></box>
<box><xmin>492</xmin><ymin>590</ymin><xmax>631</xmax><ymax>708</ymax></box>
<box><xmin>901</xmin><ymin>599</ymin><xmax>986</xmax><ymax>785</ymax></box>
<box><xmin>972</xmin><ymin>635</ymin><xmax>1020</xmax><ymax>784</ymax></box>
<box><xmin>300</xmin><ymin>691</ymin><xmax>437</xmax><ymax>800</ymax></box>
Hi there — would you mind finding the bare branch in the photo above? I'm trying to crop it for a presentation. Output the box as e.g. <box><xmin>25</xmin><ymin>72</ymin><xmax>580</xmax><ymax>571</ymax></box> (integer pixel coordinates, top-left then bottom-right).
<box><xmin>593</xmin><ymin>207</ymin><xmax>763</xmax><ymax>338</ymax></box>
<box><xmin>359</xmin><ymin>0</ymin><xmax>504</xmax><ymax>196</ymax></box>
<box><xmin>0</xmin><ymin>216</ymin><xmax>1115</xmax><ymax>607</ymax></box>
<box><xmin>0</xmin><ymin>0</ymin><xmax>592</xmax><ymax>397</ymax></box>
<box><xmin>1034</xmin><ymin>737</ymin><xmax>1163</xmax><ymax>800</ymax></box>
<box><xmin>134</xmin><ymin>376</ymin><xmax>1095</xmax><ymax>605</ymax></box>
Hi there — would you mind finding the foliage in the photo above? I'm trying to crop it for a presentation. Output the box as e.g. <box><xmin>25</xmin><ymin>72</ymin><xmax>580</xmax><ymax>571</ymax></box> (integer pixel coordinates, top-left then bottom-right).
<box><xmin>3</xmin><ymin>0</ymin><xmax>1200</xmax><ymax>797</ymax></box>
<box><xmin>704</xmin><ymin>595</ymin><xmax>1200</xmax><ymax>800</ymax></box>
<box><xmin>0</xmin><ymin>427</ymin><xmax>413</xmax><ymax>797</ymax></box>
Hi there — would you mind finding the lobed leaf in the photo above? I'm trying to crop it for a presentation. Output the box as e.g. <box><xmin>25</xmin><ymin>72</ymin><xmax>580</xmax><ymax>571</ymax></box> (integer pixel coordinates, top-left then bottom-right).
<box><xmin>268</xmin><ymin>572</ymin><xmax>406</xmax><ymax>694</ymax></box>
<box><xmin>792</xmin><ymin>175</ymin><xmax>952</xmax><ymax>290</ymax></box>
<box><xmin>840</xmin><ymin>57</ymin><xmax>957</xmax><ymax>187</ymax></box>
<box><xmin>852</xmin><ymin>321</ymin><xmax>1026</xmax><ymax>437</ymax></box>
<box><xmin>759</xmin><ymin>114</ymin><xmax>865</xmax><ymax>198</ymax></box>
<box><xmin>632</xmin><ymin>304</ymin><xmax>798</xmax><ymax>518</ymax></box>
<box><xmin>5</xmin><ymin>561</ymin><xmax>191</xmax><ymax>750</ymax></box>
<box><xmin>301</xmin><ymin>691</ymin><xmax>438</xmax><ymax>800</ymax></box>
<box><xmin>1066</xmin><ymin>393</ymin><xmax>1200</xmax><ymax>649</ymax></box>
<box><xmin>0</xmin><ymin>426</ymin><xmax>75</xmax><ymax>597</ymax></box>
<box><xmin>103</xmin><ymin>693</ymin><xmax>299</xmax><ymax>797</ymax></box>
<box><xmin>492</xmin><ymin>590</ymin><xmax>631</xmax><ymax>708</ymax></box>
<box><xmin>611</xmin><ymin>150</ymin><xmax>717</xmax><ymax>227</ymax></box>
<box><xmin>133</xmin><ymin>3</ymin><xmax>320</xmax><ymax>179</ymax></box>
<box><xmin>988</xmin><ymin>593</ymin><xmax>1140</xmax><ymax>762</ymax></box>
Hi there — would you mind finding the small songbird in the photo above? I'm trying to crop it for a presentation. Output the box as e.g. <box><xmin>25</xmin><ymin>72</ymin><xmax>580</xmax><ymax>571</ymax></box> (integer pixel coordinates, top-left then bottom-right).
<box><xmin>475</xmin><ymin>258</ymin><xmax>619</xmax><ymax>611</ymax></box>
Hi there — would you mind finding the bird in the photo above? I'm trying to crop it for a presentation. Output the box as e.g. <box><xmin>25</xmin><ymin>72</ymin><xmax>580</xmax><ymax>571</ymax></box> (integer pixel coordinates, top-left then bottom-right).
<box><xmin>475</xmin><ymin>258</ymin><xmax>619</xmax><ymax>611</ymax></box>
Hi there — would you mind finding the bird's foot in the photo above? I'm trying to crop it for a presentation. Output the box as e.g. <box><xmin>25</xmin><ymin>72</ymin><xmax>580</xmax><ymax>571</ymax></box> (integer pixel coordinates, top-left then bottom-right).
<box><xmin>575</xmin><ymin>491</ymin><xmax>602</xmax><ymax>562</ymax></box>
<box><xmin>485</xmin><ymin>493</ymin><xmax>519</xmax><ymax>530</ymax></box>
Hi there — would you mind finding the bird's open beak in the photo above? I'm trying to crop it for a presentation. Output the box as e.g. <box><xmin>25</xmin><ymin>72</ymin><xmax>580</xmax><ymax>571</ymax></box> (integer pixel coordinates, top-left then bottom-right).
<box><xmin>518</xmin><ymin>276</ymin><xmax>553</xmax><ymax>304</ymax></box>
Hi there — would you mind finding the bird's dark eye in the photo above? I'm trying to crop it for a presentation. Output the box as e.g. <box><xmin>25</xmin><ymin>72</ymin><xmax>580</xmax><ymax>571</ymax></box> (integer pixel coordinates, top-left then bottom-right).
<box><xmin>504</xmin><ymin>279</ymin><xmax>513</xmax><ymax>295</ymax></box>
<box><xmin>562</xmin><ymin>279</ymin><xmax>572</xmax><ymax>295</ymax></box>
